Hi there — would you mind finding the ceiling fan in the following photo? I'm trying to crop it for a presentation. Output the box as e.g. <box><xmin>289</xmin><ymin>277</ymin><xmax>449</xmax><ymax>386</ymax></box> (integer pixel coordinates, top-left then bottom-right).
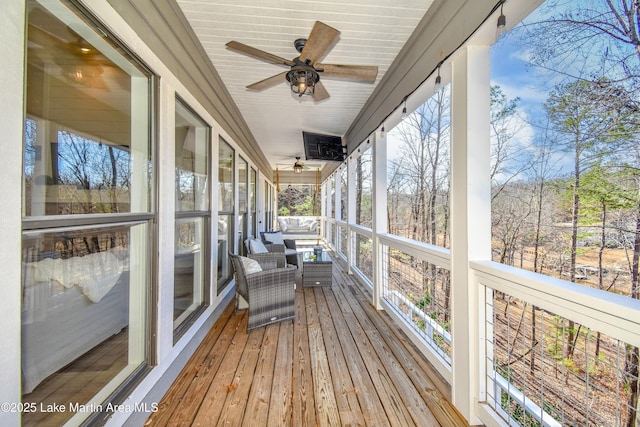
<box><xmin>226</xmin><ymin>21</ymin><xmax>379</xmax><ymax>101</ymax></box>
<box><xmin>28</xmin><ymin>24</ymin><xmax>113</xmax><ymax>89</ymax></box>
<box><xmin>277</xmin><ymin>157</ymin><xmax>321</xmax><ymax>174</ymax></box>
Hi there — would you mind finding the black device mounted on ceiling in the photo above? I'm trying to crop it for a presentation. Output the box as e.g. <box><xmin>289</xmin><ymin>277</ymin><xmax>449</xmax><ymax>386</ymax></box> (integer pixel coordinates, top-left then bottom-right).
<box><xmin>302</xmin><ymin>131</ymin><xmax>345</xmax><ymax>161</ymax></box>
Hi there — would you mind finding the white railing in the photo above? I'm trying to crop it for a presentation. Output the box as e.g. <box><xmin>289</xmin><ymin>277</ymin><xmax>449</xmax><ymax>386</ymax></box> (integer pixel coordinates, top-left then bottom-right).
<box><xmin>319</xmin><ymin>216</ymin><xmax>640</xmax><ymax>427</ymax></box>
<box><xmin>350</xmin><ymin>224</ymin><xmax>374</xmax><ymax>285</ymax></box>
<box><xmin>377</xmin><ymin>233</ymin><xmax>453</xmax><ymax>381</ymax></box>
<box><xmin>472</xmin><ymin>260</ymin><xmax>640</xmax><ymax>427</ymax></box>
<box><xmin>386</xmin><ymin>290</ymin><xmax>452</xmax><ymax>366</ymax></box>
<box><xmin>493</xmin><ymin>373</ymin><xmax>562</xmax><ymax>427</ymax></box>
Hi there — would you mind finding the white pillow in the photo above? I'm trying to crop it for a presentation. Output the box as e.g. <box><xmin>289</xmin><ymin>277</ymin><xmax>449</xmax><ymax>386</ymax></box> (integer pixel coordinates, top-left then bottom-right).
<box><xmin>277</xmin><ymin>218</ymin><xmax>288</xmax><ymax>232</ymax></box>
<box><xmin>263</xmin><ymin>231</ymin><xmax>284</xmax><ymax>245</ymax></box>
<box><xmin>249</xmin><ymin>238</ymin><xmax>269</xmax><ymax>254</ymax></box>
<box><xmin>240</xmin><ymin>256</ymin><xmax>262</xmax><ymax>275</ymax></box>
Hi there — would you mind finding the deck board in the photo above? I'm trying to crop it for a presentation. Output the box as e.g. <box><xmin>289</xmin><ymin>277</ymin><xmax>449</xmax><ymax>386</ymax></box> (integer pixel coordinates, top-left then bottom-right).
<box><xmin>314</xmin><ymin>287</ymin><xmax>365</xmax><ymax>426</ymax></box>
<box><xmin>267</xmin><ymin>321</ymin><xmax>294</xmax><ymax>427</ymax></box>
<box><xmin>321</xmin><ymin>286</ymin><xmax>391</xmax><ymax>427</ymax></box>
<box><xmin>292</xmin><ymin>283</ymin><xmax>316</xmax><ymax>427</ymax></box>
<box><xmin>191</xmin><ymin>313</ymin><xmax>249</xmax><ymax>426</ymax></box>
<box><xmin>215</xmin><ymin>326</ymin><xmax>264</xmax><ymax>427</ymax></box>
<box><xmin>146</xmin><ymin>254</ymin><xmax>469</xmax><ymax>427</ymax></box>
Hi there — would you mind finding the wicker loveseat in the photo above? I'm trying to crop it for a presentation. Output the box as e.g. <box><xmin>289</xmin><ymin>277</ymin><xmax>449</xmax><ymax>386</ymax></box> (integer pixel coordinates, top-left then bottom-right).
<box><xmin>229</xmin><ymin>253</ymin><xmax>296</xmax><ymax>331</ymax></box>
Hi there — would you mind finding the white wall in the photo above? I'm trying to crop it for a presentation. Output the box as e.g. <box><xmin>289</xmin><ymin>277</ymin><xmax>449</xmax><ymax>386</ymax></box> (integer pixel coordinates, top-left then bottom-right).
<box><xmin>0</xmin><ymin>1</ymin><xmax>26</xmax><ymax>425</ymax></box>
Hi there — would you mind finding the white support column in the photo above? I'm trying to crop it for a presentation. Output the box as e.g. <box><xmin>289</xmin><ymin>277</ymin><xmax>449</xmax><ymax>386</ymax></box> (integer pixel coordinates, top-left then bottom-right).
<box><xmin>372</xmin><ymin>131</ymin><xmax>387</xmax><ymax>309</ymax></box>
<box><xmin>255</xmin><ymin>171</ymin><xmax>263</xmax><ymax>234</ymax></box>
<box><xmin>334</xmin><ymin>168</ymin><xmax>342</xmax><ymax>224</ymax></box>
<box><xmin>450</xmin><ymin>45</ymin><xmax>491</xmax><ymax>426</ymax></box>
<box><xmin>347</xmin><ymin>154</ymin><xmax>357</xmax><ymax>274</ymax></box>
<box><xmin>334</xmin><ymin>169</ymin><xmax>343</xmax><ymax>252</ymax></box>
<box><xmin>321</xmin><ymin>180</ymin><xmax>327</xmax><ymax>240</ymax></box>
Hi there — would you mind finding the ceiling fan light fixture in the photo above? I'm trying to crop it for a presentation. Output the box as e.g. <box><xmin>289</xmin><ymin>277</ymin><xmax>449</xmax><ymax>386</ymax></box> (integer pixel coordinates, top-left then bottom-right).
<box><xmin>293</xmin><ymin>157</ymin><xmax>304</xmax><ymax>174</ymax></box>
<box><xmin>286</xmin><ymin>62</ymin><xmax>319</xmax><ymax>97</ymax></box>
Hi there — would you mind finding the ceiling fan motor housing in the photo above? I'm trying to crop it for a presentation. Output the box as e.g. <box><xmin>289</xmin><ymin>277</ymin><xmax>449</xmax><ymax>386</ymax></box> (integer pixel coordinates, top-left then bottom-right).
<box><xmin>294</xmin><ymin>38</ymin><xmax>307</xmax><ymax>53</ymax></box>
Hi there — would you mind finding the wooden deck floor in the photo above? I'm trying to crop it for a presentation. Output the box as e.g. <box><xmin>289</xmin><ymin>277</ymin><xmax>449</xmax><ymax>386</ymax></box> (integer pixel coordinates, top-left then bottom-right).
<box><xmin>145</xmin><ymin>256</ymin><xmax>468</xmax><ymax>427</ymax></box>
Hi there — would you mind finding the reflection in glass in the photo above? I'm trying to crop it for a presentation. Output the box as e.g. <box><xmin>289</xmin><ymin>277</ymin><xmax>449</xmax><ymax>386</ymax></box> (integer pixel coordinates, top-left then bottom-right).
<box><xmin>249</xmin><ymin>167</ymin><xmax>257</xmax><ymax>239</ymax></box>
<box><xmin>238</xmin><ymin>157</ymin><xmax>247</xmax><ymax>213</ymax></box>
<box><xmin>174</xmin><ymin>99</ymin><xmax>210</xmax><ymax>335</ymax></box>
<box><xmin>175</xmin><ymin>101</ymin><xmax>209</xmax><ymax>212</ymax></box>
<box><xmin>238</xmin><ymin>158</ymin><xmax>248</xmax><ymax>255</ymax></box>
<box><xmin>24</xmin><ymin>1</ymin><xmax>151</xmax><ymax>217</ymax></box>
<box><xmin>218</xmin><ymin>139</ymin><xmax>234</xmax><ymax>213</ymax></box>
<box><xmin>217</xmin><ymin>214</ymin><xmax>233</xmax><ymax>292</ymax></box>
<box><xmin>22</xmin><ymin>1</ymin><xmax>152</xmax><ymax>424</ymax></box>
<box><xmin>21</xmin><ymin>223</ymin><xmax>148</xmax><ymax>426</ymax></box>
<box><xmin>174</xmin><ymin>217</ymin><xmax>206</xmax><ymax>327</ymax></box>
<box><xmin>217</xmin><ymin>139</ymin><xmax>235</xmax><ymax>292</ymax></box>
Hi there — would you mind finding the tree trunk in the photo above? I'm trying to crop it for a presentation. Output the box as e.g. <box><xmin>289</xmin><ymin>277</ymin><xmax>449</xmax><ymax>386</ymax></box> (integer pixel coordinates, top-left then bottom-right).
<box><xmin>626</xmin><ymin>200</ymin><xmax>640</xmax><ymax>427</ymax></box>
<box><xmin>566</xmin><ymin>139</ymin><xmax>581</xmax><ymax>360</ymax></box>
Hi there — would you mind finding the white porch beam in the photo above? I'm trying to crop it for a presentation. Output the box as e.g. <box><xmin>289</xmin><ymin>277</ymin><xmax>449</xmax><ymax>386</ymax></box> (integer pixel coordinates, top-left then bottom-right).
<box><xmin>372</xmin><ymin>131</ymin><xmax>388</xmax><ymax>309</ymax></box>
<box><xmin>347</xmin><ymin>154</ymin><xmax>357</xmax><ymax>274</ymax></box>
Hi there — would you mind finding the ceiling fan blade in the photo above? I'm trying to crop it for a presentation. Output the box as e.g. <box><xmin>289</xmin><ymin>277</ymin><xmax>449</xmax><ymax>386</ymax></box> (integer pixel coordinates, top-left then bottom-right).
<box><xmin>312</xmin><ymin>80</ymin><xmax>330</xmax><ymax>101</ymax></box>
<box><xmin>299</xmin><ymin>21</ymin><xmax>340</xmax><ymax>65</ymax></box>
<box><xmin>316</xmin><ymin>63</ymin><xmax>378</xmax><ymax>82</ymax></box>
<box><xmin>226</xmin><ymin>41</ymin><xmax>295</xmax><ymax>67</ymax></box>
<box><xmin>246</xmin><ymin>71</ymin><xmax>288</xmax><ymax>91</ymax></box>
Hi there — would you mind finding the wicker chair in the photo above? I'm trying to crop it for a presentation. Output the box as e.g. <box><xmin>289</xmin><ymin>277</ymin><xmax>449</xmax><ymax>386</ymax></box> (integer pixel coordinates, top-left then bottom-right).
<box><xmin>260</xmin><ymin>231</ymin><xmax>299</xmax><ymax>267</ymax></box>
<box><xmin>229</xmin><ymin>253</ymin><xmax>296</xmax><ymax>331</ymax></box>
<box><xmin>245</xmin><ymin>237</ymin><xmax>296</xmax><ymax>268</ymax></box>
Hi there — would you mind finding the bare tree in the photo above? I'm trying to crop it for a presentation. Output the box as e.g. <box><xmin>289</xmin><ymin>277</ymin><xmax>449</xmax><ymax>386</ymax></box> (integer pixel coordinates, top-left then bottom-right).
<box><xmin>490</xmin><ymin>86</ymin><xmax>531</xmax><ymax>200</ymax></box>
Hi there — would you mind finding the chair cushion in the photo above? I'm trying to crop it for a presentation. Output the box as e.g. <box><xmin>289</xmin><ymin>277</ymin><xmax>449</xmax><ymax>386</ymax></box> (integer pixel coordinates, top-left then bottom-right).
<box><xmin>263</xmin><ymin>231</ymin><xmax>285</xmax><ymax>245</ymax></box>
<box><xmin>249</xmin><ymin>238</ymin><xmax>269</xmax><ymax>254</ymax></box>
<box><xmin>239</xmin><ymin>256</ymin><xmax>262</xmax><ymax>275</ymax></box>
<box><xmin>277</xmin><ymin>218</ymin><xmax>288</xmax><ymax>232</ymax></box>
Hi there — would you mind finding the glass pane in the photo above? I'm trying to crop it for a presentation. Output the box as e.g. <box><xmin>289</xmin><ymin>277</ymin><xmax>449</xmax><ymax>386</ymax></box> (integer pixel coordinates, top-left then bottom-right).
<box><xmin>24</xmin><ymin>1</ymin><xmax>151</xmax><ymax>217</ymax></box>
<box><xmin>21</xmin><ymin>223</ymin><xmax>148</xmax><ymax>426</ymax></box>
<box><xmin>250</xmin><ymin>167</ymin><xmax>256</xmax><ymax>212</ymax></box>
<box><xmin>174</xmin><ymin>217</ymin><xmax>207</xmax><ymax>329</ymax></box>
<box><xmin>238</xmin><ymin>157</ymin><xmax>247</xmax><ymax>213</ymax></box>
<box><xmin>217</xmin><ymin>214</ymin><xmax>233</xmax><ymax>293</ymax></box>
<box><xmin>238</xmin><ymin>213</ymin><xmax>246</xmax><ymax>256</ymax></box>
<box><xmin>249</xmin><ymin>167</ymin><xmax>256</xmax><ymax>238</ymax></box>
<box><xmin>218</xmin><ymin>138</ymin><xmax>234</xmax><ymax>213</ymax></box>
<box><xmin>175</xmin><ymin>100</ymin><xmax>209</xmax><ymax>212</ymax></box>
<box><xmin>328</xmin><ymin>176</ymin><xmax>335</xmax><ymax>218</ymax></box>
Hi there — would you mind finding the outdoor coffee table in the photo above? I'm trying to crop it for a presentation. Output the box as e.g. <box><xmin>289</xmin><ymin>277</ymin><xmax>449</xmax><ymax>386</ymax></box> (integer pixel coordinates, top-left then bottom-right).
<box><xmin>302</xmin><ymin>250</ymin><xmax>332</xmax><ymax>288</ymax></box>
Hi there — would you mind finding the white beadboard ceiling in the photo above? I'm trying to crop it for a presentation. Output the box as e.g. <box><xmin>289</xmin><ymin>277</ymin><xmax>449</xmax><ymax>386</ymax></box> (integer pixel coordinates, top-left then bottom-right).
<box><xmin>176</xmin><ymin>0</ymin><xmax>434</xmax><ymax>173</ymax></box>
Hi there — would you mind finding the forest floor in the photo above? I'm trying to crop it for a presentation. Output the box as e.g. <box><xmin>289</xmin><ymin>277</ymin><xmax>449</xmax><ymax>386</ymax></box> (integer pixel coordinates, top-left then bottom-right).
<box><xmin>392</xmin><ymin>245</ymin><xmax>636</xmax><ymax>426</ymax></box>
<box><xmin>492</xmin><ymin>246</ymin><xmax>636</xmax><ymax>426</ymax></box>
